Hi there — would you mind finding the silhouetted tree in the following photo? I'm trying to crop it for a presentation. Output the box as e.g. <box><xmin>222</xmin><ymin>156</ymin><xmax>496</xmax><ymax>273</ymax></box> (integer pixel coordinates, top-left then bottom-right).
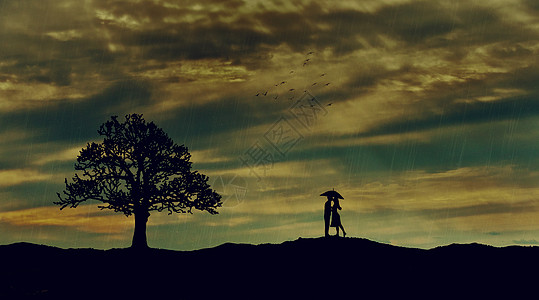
<box><xmin>55</xmin><ymin>114</ymin><xmax>222</xmax><ymax>249</ymax></box>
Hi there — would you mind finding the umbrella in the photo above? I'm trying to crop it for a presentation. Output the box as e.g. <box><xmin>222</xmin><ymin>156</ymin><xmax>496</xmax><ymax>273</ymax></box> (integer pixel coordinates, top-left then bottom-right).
<box><xmin>320</xmin><ymin>188</ymin><xmax>343</xmax><ymax>199</ymax></box>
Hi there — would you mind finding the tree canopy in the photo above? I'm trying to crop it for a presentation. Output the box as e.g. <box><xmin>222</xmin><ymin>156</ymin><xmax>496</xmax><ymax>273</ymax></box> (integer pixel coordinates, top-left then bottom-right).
<box><xmin>56</xmin><ymin>114</ymin><xmax>222</xmax><ymax>248</ymax></box>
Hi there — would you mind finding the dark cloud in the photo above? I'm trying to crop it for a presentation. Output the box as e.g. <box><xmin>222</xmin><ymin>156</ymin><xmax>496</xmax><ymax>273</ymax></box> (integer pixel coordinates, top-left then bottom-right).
<box><xmin>374</xmin><ymin>1</ymin><xmax>458</xmax><ymax>43</ymax></box>
<box><xmin>357</xmin><ymin>95</ymin><xmax>539</xmax><ymax>138</ymax></box>
<box><xmin>330</xmin><ymin>90</ymin><xmax>539</xmax><ymax>172</ymax></box>
<box><xmin>0</xmin><ymin>78</ymin><xmax>284</xmax><ymax>171</ymax></box>
<box><xmin>0</xmin><ymin>79</ymin><xmax>154</xmax><ymax>144</ymax></box>
<box><xmin>0</xmin><ymin>9</ymin><xmax>122</xmax><ymax>87</ymax></box>
<box><xmin>488</xmin><ymin>43</ymin><xmax>535</xmax><ymax>60</ymax></box>
<box><xmin>94</xmin><ymin>0</ymin><xmax>181</xmax><ymax>23</ymax></box>
<box><xmin>128</xmin><ymin>23</ymin><xmax>274</xmax><ymax>62</ymax></box>
<box><xmin>0</xmin><ymin>0</ymin><xmax>90</xmax><ymax>33</ymax></box>
<box><xmin>338</xmin><ymin>51</ymin><xmax>539</xmax><ymax>145</ymax></box>
<box><xmin>27</xmin><ymin>60</ymin><xmax>72</xmax><ymax>86</ymax></box>
<box><xmin>90</xmin><ymin>0</ymin><xmax>279</xmax><ymax>68</ymax></box>
<box><xmin>94</xmin><ymin>1</ymin><xmax>465</xmax><ymax>68</ymax></box>
<box><xmin>422</xmin><ymin>200</ymin><xmax>539</xmax><ymax>220</ymax></box>
<box><xmin>523</xmin><ymin>0</ymin><xmax>539</xmax><ymax>12</ymax></box>
<box><xmin>344</xmin><ymin>64</ymin><xmax>417</xmax><ymax>91</ymax></box>
<box><xmin>1</xmin><ymin>0</ymin><xmax>531</xmax><ymax>91</ymax></box>
<box><xmin>291</xmin><ymin>2</ymin><xmax>512</xmax><ymax>57</ymax></box>
<box><xmin>1</xmin><ymin>0</ymin><xmax>535</xmax><ymax>161</ymax></box>
<box><xmin>160</xmin><ymin>94</ymin><xmax>286</xmax><ymax>151</ymax></box>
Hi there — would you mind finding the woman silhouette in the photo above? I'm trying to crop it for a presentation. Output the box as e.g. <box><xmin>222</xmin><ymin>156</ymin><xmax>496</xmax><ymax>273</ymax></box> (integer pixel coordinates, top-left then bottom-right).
<box><xmin>330</xmin><ymin>197</ymin><xmax>346</xmax><ymax>237</ymax></box>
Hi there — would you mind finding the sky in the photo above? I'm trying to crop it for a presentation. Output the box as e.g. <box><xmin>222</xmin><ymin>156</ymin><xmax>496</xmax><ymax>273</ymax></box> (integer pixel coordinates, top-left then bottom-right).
<box><xmin>0</xmin><ymin>0</ymin><xmax>539</xmax><ymax>250</ymax></box>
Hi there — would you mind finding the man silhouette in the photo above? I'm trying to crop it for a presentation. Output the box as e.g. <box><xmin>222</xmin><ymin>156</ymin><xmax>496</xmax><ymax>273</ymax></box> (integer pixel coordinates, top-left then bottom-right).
<box><xmin>324</xmin><ymin>196</ymin><xmax>332</xmax><ymax>237</ymax></box>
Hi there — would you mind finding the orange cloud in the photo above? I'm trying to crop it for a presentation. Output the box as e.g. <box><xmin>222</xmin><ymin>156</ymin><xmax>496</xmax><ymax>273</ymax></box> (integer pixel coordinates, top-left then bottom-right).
<box><xmin>0</xmin><ymin>205</ymin><xmax>132</xmax><ymax>234</ymax></box>
<box><xmin>0</xmin><ymin>203</ymin><xmax>203</xmax><ymax>236</ymax></box>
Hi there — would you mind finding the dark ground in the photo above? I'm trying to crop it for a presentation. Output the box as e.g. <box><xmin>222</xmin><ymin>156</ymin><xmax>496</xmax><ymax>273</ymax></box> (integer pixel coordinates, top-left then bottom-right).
<box><xmin>1</xmin><ymin>237</ymin><xmax>538</xmax><ymax>298</ymax></box>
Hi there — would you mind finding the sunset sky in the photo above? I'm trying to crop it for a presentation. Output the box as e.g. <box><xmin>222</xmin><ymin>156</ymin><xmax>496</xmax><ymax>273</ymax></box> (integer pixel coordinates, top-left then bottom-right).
<box><xmin>1</xmin><ymin>0</ymin><xmax>539</xmax><ymax>250</ymax></box>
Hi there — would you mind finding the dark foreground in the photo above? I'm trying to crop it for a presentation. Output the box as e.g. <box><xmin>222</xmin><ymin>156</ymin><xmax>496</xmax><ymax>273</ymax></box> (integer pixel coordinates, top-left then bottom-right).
<box><xmin>1</xmin><ymin>237</ymin><xmax>538</xmax><ymax>298</ymax></box>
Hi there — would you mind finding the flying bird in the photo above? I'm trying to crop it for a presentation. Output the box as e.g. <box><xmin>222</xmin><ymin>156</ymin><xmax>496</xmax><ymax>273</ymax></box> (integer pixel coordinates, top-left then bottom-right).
<box><xmin>320</xmin><ymin>73</ymin><xmax>326</xmax><ymax>77</ymax></box>
<box><xmin>273</xmin><ymin>95</ymin><xmax>279</xmax><ymax>100</ymax></box>
<box><xmin>280</xmin><ymin>81</ymin><xmax>286</xmax><ymax>85</ymax></box>
<box><xmin>289</xmin><ymin>88</ymin><xmax>295</xmax><ymax>92</ymax></box>
<box><xmin>290</xmin><ymin>70</ymin><xmax>295</xmax><ymax>74</ymax></box>
<box><xmin>327</xmin><ymin>103</ymin><xmax>333</xmax><ymax>106</ymax></box>
<box><xmin>307</xmin><ymin>51</ymin><xmax>314</xmax><ymax>55</ymax></box>
<box><xmin>263</xmin><ymin>91</ymin><xmax>268</xmax><ymax>96</ymax></box>
<box><xmin>255</xmin><ymin>92</ymin><xmax>260</xmax><ymax>96</ymax></box>
<box><xmin>311</xmin><ymin>82</ymin><xmax>317</xmax><ymax>86</ymax></box>
<box><xmin>324</xmin><ymin>83</ymin><xmax>330</xmax><ymax>86</ymax></box>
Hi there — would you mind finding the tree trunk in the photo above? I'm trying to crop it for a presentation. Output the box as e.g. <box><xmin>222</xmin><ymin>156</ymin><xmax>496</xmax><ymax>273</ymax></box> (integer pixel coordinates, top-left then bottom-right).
<box><xmin>131</xmin><ymin>210</ymin><xmax>150</xmax><ymax>249</ymax></box>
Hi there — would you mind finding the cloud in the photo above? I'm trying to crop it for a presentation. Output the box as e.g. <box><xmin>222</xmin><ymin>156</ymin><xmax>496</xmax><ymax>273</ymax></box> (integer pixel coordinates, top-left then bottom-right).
<box><xmin>209</xmin><ymin>164</ymin><xmax>539</xmax><ymax>227</ymax></box>
<box><xmin>0</xmin><ymin>79</ymin><xmax>154</xmax><ymax>142</ymax></box>
<box><xmin>1</xmin><ymin>0</ymin><xmax>536</xmax><ymax>129</ymax></box>
<box><xmin>0</xmin><ymin>202</ymin><xmax>199</xmax><ymax>235</ymax></box>
<box><xmin>33</xmin><ymin>146</ymin><xmax>83</xmax><ymax>166</ymax></box>
<box><xmin>337</xmin><ymin>165</ymin><xmax>539</xmax><ymax>215</ymax></box>
<box><xmin>0</xmin><ymin>0</ymin><xmax>118</xmax><ymax>89</ymax></box>
<box><xmin>357</xmin><ymin>95</ymin><xmax>539</xmax><ymax>137</ymax></box>
<box><xmin>0</xmin><ymin>0</ymin><xmax>535</xmax><ymax>90</ymax></box>
<box><xmin>190</xmin><ymin>149</ymin><xmax>232</xmax><ymax>164</ymax></box>
<box><xmin>0</xmin><ymin>204</ymin><xmax>131</xmax><ymax>235</ymax></box>
<box><xmin>512</xmin><ymin>239</ymin><xmax>539</xmax><ymax>245</ymax></box>
<box><xmin>0</xmin><ymin>169</ymin><xmax>52</xmax><ymax>187</ymax></box>
<box><xmin>203</xmin><ymin>215</ymin><xmax>256</xmax><ymax>228</ymax></box>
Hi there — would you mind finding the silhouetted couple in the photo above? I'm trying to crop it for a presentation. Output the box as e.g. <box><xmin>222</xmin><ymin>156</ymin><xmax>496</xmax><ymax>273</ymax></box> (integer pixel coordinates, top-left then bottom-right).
<box><xmin>324</xmin><ymin>196</ymin><xmax>346</xmax><ymax>237</ymax></box>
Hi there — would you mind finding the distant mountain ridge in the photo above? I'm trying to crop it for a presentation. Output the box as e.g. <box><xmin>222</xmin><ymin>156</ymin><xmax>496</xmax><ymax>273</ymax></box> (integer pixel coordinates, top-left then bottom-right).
<box><xmin>1</xmin><ymin>237</ymin><xmax>538</xmax><ymax>298</ymax></box>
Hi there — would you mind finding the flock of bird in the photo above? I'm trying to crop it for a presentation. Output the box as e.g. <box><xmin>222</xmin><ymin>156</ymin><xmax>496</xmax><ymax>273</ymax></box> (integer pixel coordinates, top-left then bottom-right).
<box><xmin>254</xmin><ymin>51</ymin><xmax>333</xmax><ymax>107</ymax></box>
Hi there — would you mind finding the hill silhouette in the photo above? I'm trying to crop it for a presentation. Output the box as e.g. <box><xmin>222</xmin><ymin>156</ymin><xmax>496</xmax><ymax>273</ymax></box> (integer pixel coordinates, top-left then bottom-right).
<box><xmin>1</xmin><ymin>237</ymin><xmax>538</xmax><ymax>298</ymax></box>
